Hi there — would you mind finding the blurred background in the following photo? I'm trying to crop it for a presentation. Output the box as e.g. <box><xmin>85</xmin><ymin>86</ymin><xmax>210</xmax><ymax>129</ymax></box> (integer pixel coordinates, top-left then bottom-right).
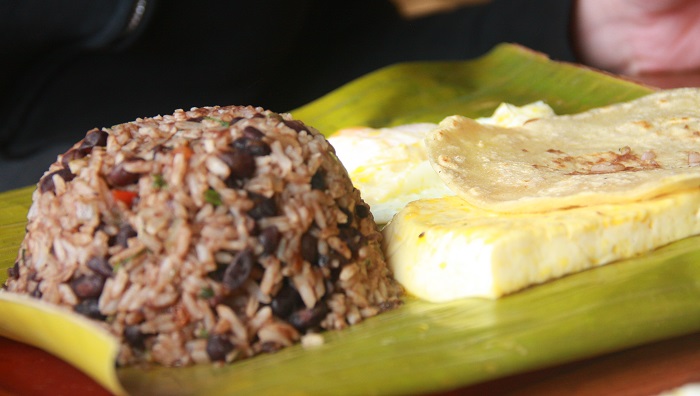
<box><xmin>0</xmin><ymin>0</ymin><xmax>503</xmax><ymax>192</ymax></box>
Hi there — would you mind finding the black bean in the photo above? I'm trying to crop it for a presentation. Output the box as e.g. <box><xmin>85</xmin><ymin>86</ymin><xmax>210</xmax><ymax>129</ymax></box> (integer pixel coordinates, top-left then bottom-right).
<box><xmin>248</xmin><ymin>140</ymin><xmax>271</xmax><ymax>156</ymax></box>
<box><xmin>232</xmin><ymin>137</ymin><xmax>271</xmax><ymax>157</ymax></box>
<box><xmin>242</xmin><ymin>126</ymin><xmax>264</xmax><ymax>140</ymax></box>
<box><xmin>231</xmin><ymin>137</ymin><xmax>248</xmax><ymax>150</ymax></box>
<box><xmin>283</xmin><ymin>119</ymin><xmax>307</xmax><ymax>133</ymax></box>
<box><xmin>317</xmin><ymin>254</ymin><xmax>330</xmax><ymax>267</ymax></box>
<box><xmin>207</xmin><ymin>265</ymin><xmax>225</xmax><ymax>282</ymax></box>
<box><xmin>354</xmin><ymin>203</ymin><xmax>370</xmax><ymax>219</ymax></box>
<box><xmin>106</xmin><ymin>161</ymin><xmax>141</xmax><ymax>187</ymax></box>
<box><xmin>270</xmin><ymin>282</ymin><xmax>304</xmax><ymax>318</ymax></box>
<box><xmin>79</xmin><ymin>129</ymin><xmax>108</xmax><ymax>152</ymax></box>
<box><xmin>247</xmin><ymin>216</ymin><xmax>260</xmax><ymax>236</ymax></box>
<box><xmin>214</xmin><ymin>251</ymin><xmax>242</xmax><ymax>273</ymax></box>
<box><xmin>260</xmin><ymin>341</ymin><xmax>282</xmax><ymax>353</ymax></box>
<box><xmin>114</xmin><ymin>223</ymin><xmax>137</xmax><ymax>248</ymax></box>
<box><xmin>229</xmin><ymin>116</ymin><xmax>244</xmax><ymax>125</ymax></box>
<box><xmin>259</xmin><ymin>226</ymin><xmax>281</xmax><ymax>255</ymax></box>
<box><xmin>288</xmin><ymin>302</ymin><xmax>329</xmax><ymax>332</ymax></box>
<box><xmin>300</xmin><ymin>232</ymin><xmax>318</xmax><ymax>265</ymax></box>
<box><xmin>325</xmin><ymin>276</ymin><xmax>337</xmax><ymax>295</ymax></box>
<box><xmin>310</xmin><ymin>169</ymin><xmax>326</xmax><ymax>191</ymax></box>
<box><xmin>74</xmin><ymin>298</ymin><xmax>105</xmax><ymax>320</ymax></box>
<box><xmin>7</xmin><ymin>262</ymin><xmax>19</xmax><ymax>279</ymax></box>
<box><xmin>219</xmin><ymin>149</ymin><xmax>256</xmax><ymax>181</ymax></box>
<box><xmin>188</xmin><ymin>116</ymin><xmax>204</xmax><ymax>122</ymax></box>
<box><xmin>224</xmin><ymin>178</ymin><xmax>242</xmax><ymax>190</ymax></box>
<box><xmin>124</xmin><ymin>325</ymin><xmax>146</xmax><ymax>350</ymax></box>
<box><xmin>87</xmin><ymin>256</ymin><xmax>113</xmax><ymax>278</ymax></box>
<box><xmin>206</xmin><ymin>334</ymin><xmax>234</xmax><ymax>362</ymax></box>
<box><xmin>222</xmin><ymin>249</ymin><xmax>254</xmax><ymax>290</ymax></box>
<box><xmin>39</xmin><ymin>168</ymin><xmax>75</xmax><ymax>194</ymax></box>
<box><xmin>30</xmin><ymin>286</ymin><xmax>42</xmax><ymax>298</ymax></box>
<box><xmin>247</xmin><ymin>193</ymin><xmax>277</xmax><ymax>220</ymax></box>
<box><xmin>70</xmin><ymin>274</ymin><xmax>106</xmax><ymax>299</ymax></box>
<box><xmin>60</xmin><ymin>148</ymin><xmax>87</xmax><ymax>168</ymax></box>
<box><xmin>339</xmin><ymin>227</ymin><xmax>363</xmax><ymax>256</ymax></box>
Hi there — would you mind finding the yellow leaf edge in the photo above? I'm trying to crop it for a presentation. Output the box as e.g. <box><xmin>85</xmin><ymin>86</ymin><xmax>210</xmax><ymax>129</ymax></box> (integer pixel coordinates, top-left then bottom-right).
<box><xmin>0</xmin><ymin>291</ymin><xmax>126</xmax><ymax>395</ymax></box>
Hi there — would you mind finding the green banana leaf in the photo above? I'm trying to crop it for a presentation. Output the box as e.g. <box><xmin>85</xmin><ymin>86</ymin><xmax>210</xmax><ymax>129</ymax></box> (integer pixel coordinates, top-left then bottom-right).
<box><xmin>2</xmin><ymin>43</ymin><xmax>698</xmax><ymax>396</ymax></box>
<box><xmin>293</xmin><ymin>44</ymin><xmax>652</xmax><ymax>135</ymax></box>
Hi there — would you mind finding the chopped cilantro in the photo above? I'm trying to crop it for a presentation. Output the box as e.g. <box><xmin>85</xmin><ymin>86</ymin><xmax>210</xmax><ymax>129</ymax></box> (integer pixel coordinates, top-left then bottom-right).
<box><xmin>152</xmin><ymin>174</ymin><xmax>167</xmax><ymax>189</ymax></box>
<box><xmin>114</xmin><ymin>248</ymin><xmax>148</xmax><ymax>270</ymax></box>
<box><xmin>205</xmin><ymin>188</ymin><xmax>222</xmax><ymax>206</ymax></box>
<box><xmin>196</xmin><ymin>327</ymin><xmax>210</xmax><ymax>339</ymax></box>
<box><xmin>204</xmin><ymin>116</ymin><xmax>230</xmax><ymax>127</ymax></box>
<box><xmin>199</xmin><ymin>287</ymin><xmax>215</xmax><ymax>299</ymax></box>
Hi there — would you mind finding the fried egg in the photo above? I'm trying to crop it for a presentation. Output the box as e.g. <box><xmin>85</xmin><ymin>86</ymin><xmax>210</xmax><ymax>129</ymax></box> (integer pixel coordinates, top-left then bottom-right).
<box><xmin>380</xmin><ymin>90</ymin><xmax>700</xmax><ymax>301</ymax></box>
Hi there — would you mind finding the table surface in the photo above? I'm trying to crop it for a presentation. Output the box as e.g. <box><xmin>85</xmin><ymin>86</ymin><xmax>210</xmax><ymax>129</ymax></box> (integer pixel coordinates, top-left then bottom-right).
<box><xmin>2</xmin><ymin>71</ymin><xmax>700</xmax><ymax>396</ymax></box>
<box><xmin>2</xmin><ymin>330</ymin><xmax>700</xmax><ymax>396</ymax></box>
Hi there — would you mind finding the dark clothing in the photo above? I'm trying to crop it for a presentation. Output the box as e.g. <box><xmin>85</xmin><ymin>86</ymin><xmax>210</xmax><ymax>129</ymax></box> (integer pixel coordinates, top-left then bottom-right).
<box><xmin>0</xmin><ymin>0</ymin><xmax>576</xmax><ymax>191</ymax></box>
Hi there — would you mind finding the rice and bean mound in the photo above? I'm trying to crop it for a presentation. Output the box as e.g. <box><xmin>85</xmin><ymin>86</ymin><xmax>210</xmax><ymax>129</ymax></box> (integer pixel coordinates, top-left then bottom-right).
<box><xmin>3</xmin><ymin>105</ymin><xmax>403</xmax><ymax>366</ymax></box>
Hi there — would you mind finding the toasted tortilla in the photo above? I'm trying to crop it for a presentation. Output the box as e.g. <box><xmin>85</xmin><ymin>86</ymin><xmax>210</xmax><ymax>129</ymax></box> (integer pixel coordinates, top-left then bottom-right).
<box><xmin>426</xmin><ymin>88</ymin><xmax>700</xmax><ymax>213</ymax></box>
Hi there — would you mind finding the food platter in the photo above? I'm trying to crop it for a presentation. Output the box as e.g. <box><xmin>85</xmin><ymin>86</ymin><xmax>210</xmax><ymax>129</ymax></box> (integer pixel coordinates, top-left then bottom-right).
<box><xmin>1</xmin><ymin>44</ymin><xmax>699</xmax><ymax>395</ymax></box>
